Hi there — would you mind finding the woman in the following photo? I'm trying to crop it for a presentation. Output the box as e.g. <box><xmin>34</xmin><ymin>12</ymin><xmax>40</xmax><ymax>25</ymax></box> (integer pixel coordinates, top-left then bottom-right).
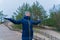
<box><xmin>4</xmin><ymin>11</ymin><xmax>41</xmax><ymax>40</ymax></box>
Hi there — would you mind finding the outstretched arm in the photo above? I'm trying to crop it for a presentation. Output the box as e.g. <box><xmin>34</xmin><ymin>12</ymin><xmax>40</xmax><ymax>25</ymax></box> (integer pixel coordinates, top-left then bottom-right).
<box><xmin>32</xmin><ymin>20</ymin><xmax>41</xmax><ymax>25</ymax></box>
<box><xmin>4</xmin><ymin>18</ymin><xmax>22</xmax><ymax>24</ymax></box>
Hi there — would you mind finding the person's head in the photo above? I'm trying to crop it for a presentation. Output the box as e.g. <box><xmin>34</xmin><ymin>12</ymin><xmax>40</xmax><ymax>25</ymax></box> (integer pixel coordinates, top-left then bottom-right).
<box><xmin>25</xmin><ymin>11</ymin><xmax>31</xmax><ymax>17</ymax></box>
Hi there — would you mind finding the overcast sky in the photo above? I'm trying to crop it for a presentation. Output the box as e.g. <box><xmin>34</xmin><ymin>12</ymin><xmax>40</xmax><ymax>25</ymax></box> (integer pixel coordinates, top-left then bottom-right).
<box><xmin>0</xmin><ymin>0</ymin><xmax>60</xmax><ymax>17</ymax></box>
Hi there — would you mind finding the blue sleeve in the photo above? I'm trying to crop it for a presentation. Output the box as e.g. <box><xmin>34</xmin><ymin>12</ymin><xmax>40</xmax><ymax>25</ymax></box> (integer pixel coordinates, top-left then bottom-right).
<box><xmin>32</xmin><ymin>20</ymin><xmax>41</xmax><ymax>25</ymax></box>
<box><xmin>6</xmin><ymin>18</ymin><xmax>22</xmax><ymax>24</ymax></box>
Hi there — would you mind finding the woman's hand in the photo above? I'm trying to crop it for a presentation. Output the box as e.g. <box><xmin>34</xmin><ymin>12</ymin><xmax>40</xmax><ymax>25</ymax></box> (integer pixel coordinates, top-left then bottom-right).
<box><xmin>4</xmin><ymin>18</ymin><xmax>8</xmax><ymax>20</ymax></box>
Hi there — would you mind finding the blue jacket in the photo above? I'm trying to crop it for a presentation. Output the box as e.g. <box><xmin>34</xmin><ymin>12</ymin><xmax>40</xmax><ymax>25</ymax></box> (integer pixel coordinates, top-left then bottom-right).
<box><xmin>6</xmin><ymin>16</ymin><xmax>41</xmax><ymax>40</ymax></box>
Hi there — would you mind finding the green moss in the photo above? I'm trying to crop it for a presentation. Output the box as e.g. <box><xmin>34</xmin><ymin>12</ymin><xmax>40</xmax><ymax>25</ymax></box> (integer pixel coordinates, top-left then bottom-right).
<box><xmin>12</xmin><ymin>24</ymin><xmax>22</xmax><ymax>30</ymax></box>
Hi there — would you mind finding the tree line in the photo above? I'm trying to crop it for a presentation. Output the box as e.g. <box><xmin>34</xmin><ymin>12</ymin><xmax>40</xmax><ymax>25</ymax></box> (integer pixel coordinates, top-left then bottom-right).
<box><xmin>0</xmin><ymin>1</ymin><xmax>60</xmax><ymax>31</ymax></box>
